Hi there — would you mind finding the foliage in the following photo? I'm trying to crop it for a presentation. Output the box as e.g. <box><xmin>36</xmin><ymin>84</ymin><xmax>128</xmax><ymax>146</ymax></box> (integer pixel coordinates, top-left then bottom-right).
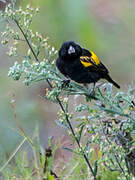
<box><xmin>1</xmin><ymin>2</ymin><xmax>135</xmax><ymax>180</ymax></box>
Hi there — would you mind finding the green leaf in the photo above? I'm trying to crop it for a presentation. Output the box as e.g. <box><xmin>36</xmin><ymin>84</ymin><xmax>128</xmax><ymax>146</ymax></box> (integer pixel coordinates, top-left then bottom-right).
<box><xmin>63</xmin><ymin>147</ymin><xmax>80</xmax><ymax>155</ymax></box>
<box><xmin>78</xmin><ymin>124</ymin><xmax>84</xmax><ymax>143</ymax></box>
<box><xmin>93</xmin><ymin>160</ymin><xmax>98</xmax><ymax>176</ymax></box>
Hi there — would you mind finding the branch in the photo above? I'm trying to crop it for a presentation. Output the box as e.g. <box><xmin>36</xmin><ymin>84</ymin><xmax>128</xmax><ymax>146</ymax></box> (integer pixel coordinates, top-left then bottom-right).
<box><xmin>14</xmin><ymin>19</ymin><xmax>39</xmax><ymax>63</ymax></box>
<box><xmin>14</xmin><ymin>19</ymin><xmax>97</xmax><ymax>180</ymax></box>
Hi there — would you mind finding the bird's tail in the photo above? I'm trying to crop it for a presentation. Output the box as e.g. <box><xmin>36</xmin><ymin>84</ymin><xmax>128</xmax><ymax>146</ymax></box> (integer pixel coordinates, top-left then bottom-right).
<box><xmin>105</xmin><ymin>75</ymin><xmax>120</xmax><ymax>89</ymax></box>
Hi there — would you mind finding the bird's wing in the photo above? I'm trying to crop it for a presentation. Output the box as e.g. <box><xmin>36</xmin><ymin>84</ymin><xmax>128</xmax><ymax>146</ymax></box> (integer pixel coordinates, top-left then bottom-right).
<box><xmin>80</xmin><ymin>50</ymin><xmax>108</xmax><ymax>73</ymax></box>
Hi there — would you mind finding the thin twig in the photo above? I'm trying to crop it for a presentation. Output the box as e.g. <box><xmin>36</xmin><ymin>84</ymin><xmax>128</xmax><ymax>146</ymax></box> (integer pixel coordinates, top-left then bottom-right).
<box><xmin>0</xmin><ymin>138</ymin><xmax>26</xmax><ymax>172</ymax></box>
<box><xmin>14</xmin><ymin>19</ymin><xmax>39</xmax><ymax>63</ymax></box>
<box><xmin>56</xmin><ymin>96</ymin><xmax>96</xmax><ymax>179</ymax></box>
<box><xmin>14</xmin><ymin>19</ymin><xmax>97</xmax><ymax>180</ymax></box>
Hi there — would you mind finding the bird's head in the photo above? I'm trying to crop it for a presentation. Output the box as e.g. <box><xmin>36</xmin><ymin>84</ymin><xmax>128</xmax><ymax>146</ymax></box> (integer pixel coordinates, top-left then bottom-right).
<box><xmin>59</xmin><ymin>41</ymin><xmax>82</xmax><ymax>60</ymax></box>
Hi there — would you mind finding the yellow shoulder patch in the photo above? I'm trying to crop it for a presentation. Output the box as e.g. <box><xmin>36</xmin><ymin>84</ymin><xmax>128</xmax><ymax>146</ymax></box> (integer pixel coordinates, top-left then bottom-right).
<box><xmin>80</xmin><ymin>56</ymin><xmax>92</xmax><ymax>67</ymax></box>
<box><xmin>80</xmin><ymin>50</ymin><xmax>100</xmax><ymax>68</ymax></box>
<box><xmin>89</xmin><ymin>50</ymin><xmax>100</xmax><ymax>65</ymax></box>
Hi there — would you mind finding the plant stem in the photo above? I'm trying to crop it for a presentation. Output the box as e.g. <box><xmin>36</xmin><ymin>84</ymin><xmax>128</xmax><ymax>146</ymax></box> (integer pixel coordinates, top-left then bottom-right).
<box><xmin>14</xmin><ymin>19</ymin><xmax>97</xmax><ymax>180</ymax></box>
<box><xmin>56</xmin><ymin>95</ymin><xmax>97</xmax><ymax>179</ymax></box>
<box><xmin>14</xmin><ymin>19</ymin><xmax>39</xmax><ymax>63</ymax></box>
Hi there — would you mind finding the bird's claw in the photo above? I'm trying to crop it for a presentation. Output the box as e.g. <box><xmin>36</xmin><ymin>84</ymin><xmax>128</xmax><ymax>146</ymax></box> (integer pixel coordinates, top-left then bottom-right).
<box><xmin>61</xmin><ymin>79</ymin><xmax>70</xmax><ymax>88</ymax></box>
<box><xmin>88</xmin><ymin>90</ymin><xmax>97</xmax><ymax>100</ymax></box>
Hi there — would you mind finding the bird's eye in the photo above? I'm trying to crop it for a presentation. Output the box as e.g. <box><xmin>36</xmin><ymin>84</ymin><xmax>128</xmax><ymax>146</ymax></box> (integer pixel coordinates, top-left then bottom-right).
<box><xmin>68</xmin><ymin>45</ymin><xmax>75</xmax><ymax>54</ymax></box>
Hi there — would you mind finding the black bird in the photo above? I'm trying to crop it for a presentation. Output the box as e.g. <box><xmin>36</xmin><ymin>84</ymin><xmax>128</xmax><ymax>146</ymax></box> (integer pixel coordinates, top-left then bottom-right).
<box><xmin>56</xmin><ymin>41</ymin><xmax>120</xmax><ymax>93</ymax></box>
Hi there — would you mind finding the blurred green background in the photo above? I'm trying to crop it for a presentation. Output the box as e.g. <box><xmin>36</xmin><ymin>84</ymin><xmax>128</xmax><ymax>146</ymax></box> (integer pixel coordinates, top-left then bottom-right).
<box><xmin>0</xmin><ymin>0</ymin><xmax>135</xmax><ymax>160</ymax></box>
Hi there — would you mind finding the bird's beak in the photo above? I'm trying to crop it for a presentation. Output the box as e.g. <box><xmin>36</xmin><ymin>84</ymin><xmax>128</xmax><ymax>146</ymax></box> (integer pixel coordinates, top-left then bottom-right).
<box><xmin>68</xmin><ymin>45</ymin><xmax>75</xmax><ymax>54</ymax></box>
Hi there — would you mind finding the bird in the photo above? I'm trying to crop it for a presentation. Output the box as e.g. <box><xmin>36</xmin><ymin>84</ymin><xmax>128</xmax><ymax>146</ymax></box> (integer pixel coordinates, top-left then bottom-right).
<box><xmin>56</xmin><ymin>41</ymin><xmax>120</xmax><ymax>94</ymax></box>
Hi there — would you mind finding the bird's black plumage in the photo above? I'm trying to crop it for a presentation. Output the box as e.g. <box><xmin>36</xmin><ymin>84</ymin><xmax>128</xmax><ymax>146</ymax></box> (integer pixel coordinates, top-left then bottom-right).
<box><xmin>56</xmin><ymin>41</ymin><xmax>120</xmax><ymax>89</ymax></box>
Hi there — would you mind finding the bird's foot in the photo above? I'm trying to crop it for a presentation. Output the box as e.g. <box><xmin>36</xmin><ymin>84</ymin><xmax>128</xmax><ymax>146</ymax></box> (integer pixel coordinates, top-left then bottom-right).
<box><xmin>61</xmin><ymin>79</ymin><xmax>70</xmax><ymax>88</ymax></box>
<box><xmin>90</xmin><ymin>90</ymin><xmax>98</xmax><ymax>100</ymax></box>
<box><xmin>86</xmin><ymin>92</ymin><xmax>97</xmax><ymax>101</ymax></box>
<box><xmin>85</xmin><ymin>87</ymin><xmax>98</xmax><ymax>100</ymax></box>
<box><xmin>90</xmin><ymin>90</ymin><xmax>95</xmax><ymax>97</ymax></box>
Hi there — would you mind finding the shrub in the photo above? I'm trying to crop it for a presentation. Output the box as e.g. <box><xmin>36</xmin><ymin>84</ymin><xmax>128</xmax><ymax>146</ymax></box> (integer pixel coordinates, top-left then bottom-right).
<box><xmin>1</xmin><ymin>2</ymin><xmax>135</xmax><ymax>180</ymax></box>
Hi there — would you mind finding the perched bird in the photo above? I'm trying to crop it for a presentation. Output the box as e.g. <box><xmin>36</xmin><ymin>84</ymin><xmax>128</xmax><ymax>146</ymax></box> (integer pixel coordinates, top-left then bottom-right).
<box><xmin>56</xmin><ymin>41</ymin><xmax>120</xmax><ymax>94</ymax></box>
